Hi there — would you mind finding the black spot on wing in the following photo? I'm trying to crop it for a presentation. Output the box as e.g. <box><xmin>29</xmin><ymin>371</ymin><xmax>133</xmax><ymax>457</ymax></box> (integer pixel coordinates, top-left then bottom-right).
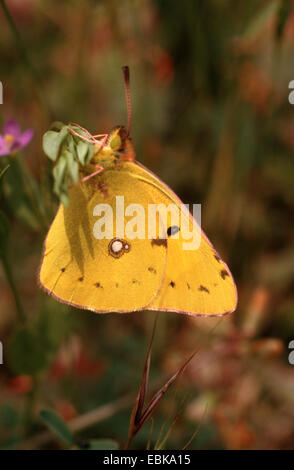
<box><xmin>220</xmin><ymin>269</ymin><xmax>229</xmax><ymax>280</ymax></box>
<box><xmin>169</xmin><ymin>281</ymin><xmax>175</xmax><ymax>288</ymax></box>
<box><xmin>198</xmin><ymin>285</ymin><xmax>210</xmax><ymax>293</ymax></box>
<box><xmin>187</xmin><ymin>283</ymin><xmax>191</xmax><ymax>290</ymax></box>
<box><xmin>94</xmin><ymin>282</ymin><xmax>103</xmax><ymax>288</ymax></box>
<box><xmin>167</xmin><ymin>226</ymin><xmax>180</xmax><ymax>237</ymax></box>
<box><xmin>148</xmin><ymin>266</ymin><xmax>157</xmax><ymax>274</ymax></box>
<box><xmin>78</xmin><ymin>277</ymin><xmax>84</xmax><ymax>282</ymax></box>
<box><xmin>61</xmin><ymin>267</ymin><xmax>66</xmax><ymax>273</ymax></box>
<box><xmin>151</xmin><ymin>238</ymin><xmax>167</xmax><ymax>248</ymax></box>
<box><xmin>214</xmin><ymin>254</ymin><xmax>221</xmax><ymax>263</ymax></box>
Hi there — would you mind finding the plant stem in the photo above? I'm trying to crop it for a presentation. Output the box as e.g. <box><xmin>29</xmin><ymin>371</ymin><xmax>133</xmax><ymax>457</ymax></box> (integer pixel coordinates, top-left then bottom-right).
<box><xmin>1</xmin><ymin>253</ymin><xmax>25</xmax><ymax>323</ymax></box>
<box><xmin>17</xmin><ymin>155</ymin><xmax>48</xmax><ymax>234</ymax></box>
<box><xmin>0</xmin><ymin>0</ymin><xmax>53</xmax><ymax>119</ymax></box>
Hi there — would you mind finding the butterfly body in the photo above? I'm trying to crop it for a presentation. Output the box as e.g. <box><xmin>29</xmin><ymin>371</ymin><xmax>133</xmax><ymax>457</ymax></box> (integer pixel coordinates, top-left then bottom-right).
<box><xmin>39</xmin><ymin>125</ymin><xmax>237</xmax><ymax>316</ymax></box>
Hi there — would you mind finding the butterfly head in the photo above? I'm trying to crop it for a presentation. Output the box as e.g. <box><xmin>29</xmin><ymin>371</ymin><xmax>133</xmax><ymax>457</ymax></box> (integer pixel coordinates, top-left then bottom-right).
<box><xmin>94</xmin><ymin>67</ymin><xmax>135</xmax><ymax>163</ymax></box>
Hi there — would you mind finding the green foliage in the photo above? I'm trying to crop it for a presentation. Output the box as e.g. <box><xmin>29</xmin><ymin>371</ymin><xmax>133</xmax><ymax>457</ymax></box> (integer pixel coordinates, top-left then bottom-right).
<box><xmin>83</xmin><ymin>439</ymin><xmax>119</xmax><ymax>450</ymax></box>
<box><xmin>0</xmin><ymin>164</ymin><xmax>9</xmax><ymax>182</ymax></box>
<box><xmin>40</xmin><ymin>409</ymin><xmax>74</xmax><ymax>446</ymax></box>
<box><xmin>276</xmin><ymin>0</ymin><xmax>291</xmax><ymax>39</ymax></box>
<box><xmin>32</xmin><ymin>300</ymin><xmax>76</xmax><ymax>359</ymax></box>
<box><xmin>0</xmin><ymin>404</ymin><xmax>19</xmax><ymax>431</ymax></box>
<box><xmin>0</xmin><ymin>156</ymin><xmax>45</xmax><ymax>231</ymax></box>
<box><xmin>7</xmin><ymin>304</ymin><xmax>73</xmax><ymax>375</ymax></box>
<box><xmin>42</xmin><ymin>123</ymin><xmax>94</xmax><ymax>205</ymax></box>
<box><xmin>0</xmin><ymin>211</ymin><xmax>9</xmax><ymax>258</ymax></box>
<box><xmin>8</xmin><ymin>328</ymin><xmax>48</xmax><ymax>375</ymax></box>
<box><xmin>243</xmin><ymin>1</ymin><xmax>280</xmax><ymax>40</ymax></box>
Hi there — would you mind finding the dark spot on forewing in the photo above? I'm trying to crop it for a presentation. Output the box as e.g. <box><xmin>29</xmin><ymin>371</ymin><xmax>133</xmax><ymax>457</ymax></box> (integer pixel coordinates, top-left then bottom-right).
<box><xmin>169</xmin><ymin>281</ymin><xmax>175</xmax><ymax>288</ymax></box>
<box><xmin>61</xmin><ymin>267</ymin><xmax>66</xmax><ymax>273</ymax></box>
<box><xmin>167</xmin><ymin>226</ymin><xmax>180</xmax><ymax>237</ymax></box>
<box><xmin>214</xmin><ymin>254</ymin><xmax>221</xmax><ymax>263</ymax></box>
<box><xmin>220</xmin><ymin>269</ymin><xmax>229</xmax><ymax>279</ymax></box>
<box><xmin>187</xmin><ymin>283</ymin><xmax>191</xmax><ymax>290</ymax></box>
<box><xmin>78</xmin><ymin>277</ymin><xmax>84</xmax><ymax>282</ymax></box>
<box><xmin>198</xmin><ymin>285</ymin><xmax>210</xmax><ymax>293</ymax></box>
<box><xmin>94</xmin><ymin>282</ymin><xmax>103</xmax><ymax>288</ymax></box>
<box><xmin>151</xmin><ymin>238</ymin><xmax>167</xmax><ymax>248</ymax></box>
<box><xmin>148</xmin><ymin>266</ymin><xmax>157</xmax><ymax>274</ymax></box>
<box><xmin>132</xmin><ymin>279</ymin><xmax>140</xmax><ymax>284</ymax></box>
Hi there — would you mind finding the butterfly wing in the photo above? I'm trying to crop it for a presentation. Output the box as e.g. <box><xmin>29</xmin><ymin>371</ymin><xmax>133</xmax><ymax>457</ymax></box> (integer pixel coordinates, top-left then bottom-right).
<box><xmin>127</xmin><ymin>162</ymin><xmax>238</xmax><ymax>316</ymax></box>
<box><xmin>39</xmin><ymin>167</ymin><xmax>167</xmax><ymax>313</ymax></box>
<box><xmin>40</xmin><ymin>159</ymin><xmax>237</xmax><ymax>316</ymax></box>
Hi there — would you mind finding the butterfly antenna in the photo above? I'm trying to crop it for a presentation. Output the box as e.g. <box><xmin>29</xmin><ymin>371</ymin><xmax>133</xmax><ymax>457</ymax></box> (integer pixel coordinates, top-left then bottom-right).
<box><xmin>122</xmin><ymin>65</ymin><xmax>131</xmax><ymax>136</ymax></box>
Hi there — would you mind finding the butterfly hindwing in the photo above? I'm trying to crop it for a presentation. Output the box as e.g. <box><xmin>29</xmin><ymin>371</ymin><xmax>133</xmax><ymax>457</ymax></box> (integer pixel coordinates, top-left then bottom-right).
<box><xmin>127</xmin><ymin>162</ymin><xmax>237</xmax><ymax>316</ymax></box>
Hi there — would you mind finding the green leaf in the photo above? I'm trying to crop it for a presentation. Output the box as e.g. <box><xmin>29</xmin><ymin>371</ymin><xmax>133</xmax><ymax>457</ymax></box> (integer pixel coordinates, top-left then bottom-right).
<box><xmin>243</xmin><ymin>0</ymin><xmax>279</xmax><ymax>40</ymax></box>
<box><xmin>69</xmin><ymin>159</ymin><xmax>79</xmax><ymax>184</ymax></box>
<box><xmin>0</xmin><ymin>164</ymin><xmax>10</xmax><ymax>182</ymax></box>
<box><xmin>50</xmin><ymin>121</ymin><xmax>66</xmax><ymax>132</ymax></box>
<box><xmin>53</xmin><ymin>154</ymin><xmax>67</xmax><ymax>192</ymax></box>
<box><xmin>1</xmin><ymin>157</ymin><xmax>43</xmax><ymax>231</ymax></box>
<box><xmin>85</xmin><ymin>142</ymin><xmax>94</xmax><ymax>165</ymax></box>
<box><xmin>276</xmin><ymin>0</ymin><xmax>291</xmax><ymax>40</ymax></box>
<box><xmin>43</xmin><ymin>122</ymin><xmax>96</xmax><ymax>205</ymax></box>
<box><xmin>0</xmin><ymin>211</ymin><xmax>10</xmax><ymax>258</ymax></box>
<box><xmin>0</xmin><ymin>404</ymin><xmax>19</xmax><ymax>430</ymax></box>
<box><xmin>59</xmin><ymin>191</ymin><xmax>69</xmax><ymax>206</ymax></box>
<box><xmin>68</xmin><ymin>135</ymin><xmax>77</xmax><ymax>156</ymax></box>
<box><xmin>40</xmin><ymin>409</ymin><xmax>74</xmax><ymax>446</ymax></box>
<box><xmin>77</xmin><ymin>140</ymin><xmax>89</xmax><ymax>165</ymax></box>
<box><xmin>8</xmin><ymin>328</ymin><xmax>47</xmax><ymax>375</ymax></box>
<box><xmin>64</xmin><ymin>150</ymin><xmax>79</xmax><ymax>184</ymax></box>
<box><xmin>43</xmin><ymin>126</ymin><xmax>68</xmax><ymax>161</ymax></box>
<box><xmin>83</xmin><ymin>439</ymin><xmax>119</xmax><ymax>450</ymax></box>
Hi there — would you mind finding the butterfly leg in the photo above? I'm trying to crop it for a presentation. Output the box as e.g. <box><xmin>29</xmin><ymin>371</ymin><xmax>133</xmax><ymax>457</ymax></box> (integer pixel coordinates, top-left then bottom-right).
<box><xmin>69</xmin><ymin>123</ymin><xmax>109</xmax><ymax>147</ymax></box>
<box><xmin>79</xmin><ymin>164</ymin><xmax>105</xmax><ymax>183</ymax></box>
<box><xmin>69</xmin><ymin>164</ymin><xmax>104</xmax><ymax>189</ymax></box>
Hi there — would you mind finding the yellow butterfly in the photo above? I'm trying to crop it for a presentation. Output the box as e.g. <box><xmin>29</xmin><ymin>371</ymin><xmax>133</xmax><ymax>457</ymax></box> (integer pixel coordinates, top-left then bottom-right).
<box><xmin>39</xmin><ymin>68</ymin><xmax>237</xmax><ymax>317</ymax></box>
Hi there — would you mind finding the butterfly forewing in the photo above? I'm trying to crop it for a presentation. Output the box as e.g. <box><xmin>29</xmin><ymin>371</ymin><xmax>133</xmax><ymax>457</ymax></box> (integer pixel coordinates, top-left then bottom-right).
<box><xmin>39</xmin><ymin>168</ymin><xmax>167</xmax><ymax>313</ymax></box>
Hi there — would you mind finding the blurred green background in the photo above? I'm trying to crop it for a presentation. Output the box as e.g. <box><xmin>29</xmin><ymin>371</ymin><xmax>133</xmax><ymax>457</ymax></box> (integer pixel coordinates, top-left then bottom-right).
<box><xmin>0</xmin><ymin>0</ymin><xmax>294</xmax><ymax>450</ymax></box>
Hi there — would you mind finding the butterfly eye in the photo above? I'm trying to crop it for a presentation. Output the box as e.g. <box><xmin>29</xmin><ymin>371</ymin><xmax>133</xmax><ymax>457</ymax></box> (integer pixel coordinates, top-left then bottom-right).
<box><xmin>167</xmin><ymin>226</ymin><xmax>180</xmax><ymax>237</ymax></box>
<box><xmin>110</xmin><ymin>133</ymin><xmax>122</xmax><ymax>151</ymax></box>
<box><xmin>108</xmin><ymin>238</ymin><xmax>130</xmax><ymax>258</ymax></box>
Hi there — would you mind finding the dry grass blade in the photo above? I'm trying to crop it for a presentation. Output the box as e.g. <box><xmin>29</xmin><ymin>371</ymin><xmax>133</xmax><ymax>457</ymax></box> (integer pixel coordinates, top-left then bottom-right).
<box><xmin>125</xmin><ymin>315</ymin><xmax>158</xmax><ymax>448</ymax></box>
<box><xmin>135</xmin><ymin>316</ymin><xmax>158</xmax><ymax>424</ymax></box>
<box><xmin>138</xmin><ymin>346</ymin><xmax>200</xmax><ymax>429</ymax></box>
<box><xmin>182</xmin><ymin>403</ymin><xmax>208</xmax><ymax>450</ymax></box>
<box><xmin>146</xmin><ymin>418</ymin><xmax>154</xmax><ymax>450</ymax></box>
<box><xmin>125</xmin><ymin>318</ymin><xmax>222</xmax><ymax>449</ymax></box>
<box><xmin>154</xmin><ymin>391</ymin><xmax>190</xmax><ymax>449</ymax></box>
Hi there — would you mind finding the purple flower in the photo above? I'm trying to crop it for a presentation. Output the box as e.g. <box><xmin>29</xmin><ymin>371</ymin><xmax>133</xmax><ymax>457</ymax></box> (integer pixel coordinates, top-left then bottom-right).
<box><xmin>0</xmin><ymin>119</ymin><xmax>34</xmax><ymax>157</ymax></box>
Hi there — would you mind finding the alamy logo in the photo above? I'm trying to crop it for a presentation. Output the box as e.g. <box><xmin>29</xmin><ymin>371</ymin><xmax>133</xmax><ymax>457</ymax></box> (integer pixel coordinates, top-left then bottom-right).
<box><xmin>92</xmin><ymin>196</ymin><xmax>202</xmax><ymax>251</ymax></box>
<box><xmin>289</xmin><ymin>80</ymin><xmax>294</xmax><ymax>105</ymax></box>
<box><xmin>288</xmin><ymin>340</ymin><xmax>294</xmax><ymax>365</ymax></box>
